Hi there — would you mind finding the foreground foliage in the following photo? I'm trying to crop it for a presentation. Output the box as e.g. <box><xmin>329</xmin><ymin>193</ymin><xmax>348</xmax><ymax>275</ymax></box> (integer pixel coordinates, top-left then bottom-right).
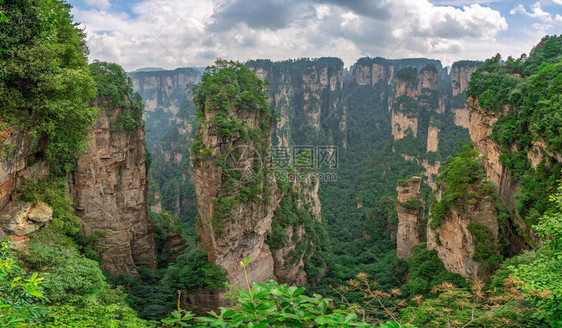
<box><xmin>511</xmin><ymin>183</ymin><xmax>562</xmax><ymax>326</ymax></box>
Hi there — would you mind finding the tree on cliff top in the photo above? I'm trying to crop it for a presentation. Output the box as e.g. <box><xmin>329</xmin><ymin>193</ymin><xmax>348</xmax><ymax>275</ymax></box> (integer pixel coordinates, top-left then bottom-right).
<box><xmin>193</xmin><ymin>59</ymin><xmax>275</xmax><ymax>125</ymax></box>
<box><xmin>0</xmin><ymin>0</ymin><xmax>97</xmax><ymax>172</ymax></box>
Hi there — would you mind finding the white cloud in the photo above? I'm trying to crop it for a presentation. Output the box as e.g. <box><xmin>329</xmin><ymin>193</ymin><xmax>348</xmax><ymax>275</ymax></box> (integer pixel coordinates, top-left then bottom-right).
<box><xmin>71</xmin><ymin>0</ymin><xmax>537</xmax><ymax>71</ymax></box>
<box><xmin>85</xmin><ymin>0</ymin><xmax>110</xmax><ymax>10</ymax></box>
<box><xmin>510</xmin><ymin>2</ymin><xmax>562</xmax><ymax>34</ymax></box>
<box><xmin>510</xmin><ymin>2</ymin><xmax>556</xmax><ymax>22</ymax></box>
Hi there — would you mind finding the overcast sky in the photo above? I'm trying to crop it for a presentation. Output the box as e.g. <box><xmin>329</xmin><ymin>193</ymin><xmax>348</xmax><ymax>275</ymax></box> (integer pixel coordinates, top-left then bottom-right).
<box><xmin>68</xmin><ymin>0</ymin><xmax>562</xmax><ymax>71</ymax></box>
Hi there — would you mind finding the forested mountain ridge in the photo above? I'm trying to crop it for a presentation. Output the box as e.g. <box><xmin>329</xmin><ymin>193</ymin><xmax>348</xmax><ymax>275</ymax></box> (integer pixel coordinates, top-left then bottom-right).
<box><xmin>133</xmin><ymin>56</ymin><xmax>479</xmax><ymax>297</ymax></box>
<box><xmin>133</xmin><ymin>56</ymin><xmax>479</xmax><ymax>251</ymax></box>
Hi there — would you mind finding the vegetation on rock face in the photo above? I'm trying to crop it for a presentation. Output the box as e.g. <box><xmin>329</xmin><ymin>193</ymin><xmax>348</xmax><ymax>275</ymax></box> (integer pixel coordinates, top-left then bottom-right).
<box><xmin>192</xmin><ymin>59</ymin><xmax>277</xmax><ymax>234</ymax></box>
<box><xmin>511</xmin><ymin>183</ymin><xmax>562</xmax><ymax>326</ymax></box>
<box><xmin>0</xmin><ymin>0</ymin><xmax>98</xmax><ymax>172</ymax></box>
<box><xmin>397</xmin><ymin>67</ymin><xmax>418</xmax><ymax>85</ymax></box>
<box><xmin>194</xmin><ymin>59</ymin><xmax>275</xmax><ymax>127</ymax></box>
<box><xmin>393</xmin><ymin>96</ymin><xmax>420</xmax><ymax>117</ymax></box>
<box><xmin>90</xmin><ymin>61</ymin><xmax>145</xmax><ymax>130</ymax></box>
<box><xmin>467</xmin><ymin>35</ymin><xmax>562</xmax><ymax>226</ymax></box>
<box><xmin>429</xmin><ymin>144</ymin><xmax>490</xmax><ymax>229</ymax></box>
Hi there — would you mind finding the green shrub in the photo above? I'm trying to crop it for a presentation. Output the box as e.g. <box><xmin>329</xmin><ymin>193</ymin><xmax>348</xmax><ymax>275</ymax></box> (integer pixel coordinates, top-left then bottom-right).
<box><xmin>429</xmin><ymin>144</ymin><xmax>487</xmax><ymax>229</ymax></box>
<box><xmin>0</xmin><ymin>241</ymin><xmax>48</xmax><ymax>327</ymax></box>
<box><xmin>397</xmin><ymin>67</ymin><xmax>418</xmax><ymax>84</ymax></box>
<box><xmin>511</xmin><ymin>183</ymin><xmax>562</xmax><ymax>326</ymax></box>
<box><xmin>21</xmin><ymin>176</ymin><xmax>81</xmax><ymax>237</ymax></box>
<box><xmin>402</xmin><ymin>243</ymin><xmax>467</xmax><ymax>296</ymax></box>
<box><xmin>18</xmin><ymin>243</ymin><xmax>105</xmax><ymax>304</ymax></box>
<box><xmin>163</xmin><ymin>247</ymin><xmax>228</xmax><ymax>292</ymax></box>
<box><xmin>163</xmin><ymin>279</ymin><xmax>370</xmax><ymax>327</ymax></box>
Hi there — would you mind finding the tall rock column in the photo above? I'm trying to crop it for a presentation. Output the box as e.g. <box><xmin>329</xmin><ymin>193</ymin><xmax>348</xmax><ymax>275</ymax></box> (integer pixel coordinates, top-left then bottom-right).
<box><xmin>396</xmin><ymin>176</ymin><xmax>425</xmax><ymax>259</ymax></box>
<box><xmin>67</xmin><ymin>63</ymin><xmax>157</xmax><ymax>276</ymax></box>
<box><xmin>192</xmin><ymin>61</ymin><xmax>278</xmax><ymax>289</ymax></box>
<box><xmin>451</xmin><ymin>61</ymin><xmax>481</xmax><ymax>129</ymax></box>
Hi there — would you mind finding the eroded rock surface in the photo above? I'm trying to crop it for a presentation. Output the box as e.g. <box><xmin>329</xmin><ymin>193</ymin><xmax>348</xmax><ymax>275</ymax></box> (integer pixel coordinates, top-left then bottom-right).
<box><xmin>396</xmin><ymin>177</ymin><xmax>425</xmax><ymax>259</ymax></box>
<box><xmin>67</xmin><ymin>99</ymin><xmax>157</xmax><ymax>275</ymax></box>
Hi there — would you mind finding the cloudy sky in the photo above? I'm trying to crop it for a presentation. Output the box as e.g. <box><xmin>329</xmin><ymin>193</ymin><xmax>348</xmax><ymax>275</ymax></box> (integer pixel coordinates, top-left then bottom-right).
<box><xmin>68</xmin><ymin>0</ymin><xmax>562</xmax><ymax>71</ymax></box>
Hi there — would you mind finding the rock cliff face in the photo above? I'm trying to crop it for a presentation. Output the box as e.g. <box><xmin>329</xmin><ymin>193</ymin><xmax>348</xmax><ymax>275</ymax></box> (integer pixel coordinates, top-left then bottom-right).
<box><xmin>426</xmin><ymin>126</ymin><xmax>439</xmax><ymax>152</ymax></box>
<box><xmin>0</xmin><ymin>127</ymin><xmax>52</xmax><ymax>242</ymax></box>
<box><xmin>450</xmin><ymin>62</ymin><xmax>481</xmax><ymax>129</ymax></box>
<box><xmin>468</xmin><ymin>97</ymin><xmax>540</xmax><ymax>247</ymax></box>
<box><xmin>247</xmin><ymin>59</ymin><xmax>345</xmax><ymax>148</ymax></box>
<box><xmin>427</xmin><ymin>188</ymin><xmax>499</xmax><ymax>279</ymax></box>
<box><xmin>130</xmin><ymin>68</ymin><xmax>201</xmax><ymax>116</ymax></box>
<box><xmin>270</xmin><ymin>174</ymin><xmax>322</xmax><ymax>285</ymax></box>
<box><xmin>67</xmin><ymin>97</ymin><xmax>157</xmax><ymax>275</ymax></box>
<box><xmin>1</xmin><ymin>69</ymin><xmax>158</xmax><ymax>276</ymax></box>
<box><xmin>193</xmin><ymin>64</ymin><xmax>323</xmax><ymax>304</ymax></box>
<box><xmin>396</xmin><ymin>177</ymin><xmax>425</xmax><ymax>259</ymax></box>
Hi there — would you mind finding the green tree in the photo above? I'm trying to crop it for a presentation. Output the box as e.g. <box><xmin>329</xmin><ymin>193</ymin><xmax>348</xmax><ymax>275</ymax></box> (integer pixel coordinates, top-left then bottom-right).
<box><xmin>0</xmin><ymin>0</ymin><xmax>98</xmax><ymax>172</ymax></box>
<box><xmin>511</xmin><ymin>183</ymin><xmax>562</xmax><ymax>326</ymax></box>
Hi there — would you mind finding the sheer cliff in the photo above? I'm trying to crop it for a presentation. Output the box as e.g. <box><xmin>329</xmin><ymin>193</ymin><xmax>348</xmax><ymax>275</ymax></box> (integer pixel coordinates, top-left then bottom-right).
<box><xmin>67</xmin><ymin>63</ymin><xmax>157</xmax><ymax>275</ymax></box>
<box><xmin>419</xmin><ymin>36</ymin><xmax>561</xmax><ymax>278</ymax></box>
<box><xmin>191</xmin><ymin>61</ymin><xmax>324</xmax><ymax>303</ymax></box>
<box><xmin>395</xmin><ymin>176</ymin><xmax>425</xmax><ymax>260</ymax></box>
<box><xmin>135</xmin><ymin>56</ymin><xmax>479</xmax><ymax>286</ymax></box>
<box><xmin>0</xmin><ymin>62</ymin><xmax>157</xmax><ymax>276</ymax></box>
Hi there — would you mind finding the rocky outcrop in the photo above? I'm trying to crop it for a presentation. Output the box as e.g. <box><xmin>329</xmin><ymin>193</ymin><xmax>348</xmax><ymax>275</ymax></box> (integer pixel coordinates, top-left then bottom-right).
<box><xmin>451</xmin><ymin>62</ymin><xmax>480</xmax><ymax>97</ymax></box>
<box><xmin>0</xmin><ymin>127</ymin><xmax>49</xmax><ymax>212</ymax></box>
<box><xmin>392</xmin><ymin>112</ymin><xmax>418</xmax><ymax>140</ymax></box>
<box><xmin>0</xmin><ymin>201</ymin><xmax>52</xmax><ymax>239</ymax></box>
<box><xmin>354</xmin><ymin>61</ymin><xmax>391</xmax><ymax>86</ymax></box>
<box><xmin>427</xmin><ymin>187</ymin><xmax>499</xmax><ymax>279</ymax></box>
<box><xmin>426</xmin><ymin>126</ymin><xmax>439</xmax><ymax>152</ymax></box>
<box><xmin>0</xmin><ymin>125</ymin><xmax>51</xmax><ymax>242</ymax></box>
<box><xmin>450</xmin><ymin>62</ymin><xmax>481</xmax><ymax>129</ymax></box>
<box><xmin>67</xmin><ymin>98</ymin><xmax>157</xmax><ymax>276</ymax></box>
<box><xmin>468</xmin><ymin>97</ymin><xmax>544</xmax><ymax>247</ymax></box>
<box><xmin>421</xmin><ymin>160</ymin><xmax>441</xmax><ymax>190</ymax></box>
<box><xmin>193</xmin><ymin>67</ymin><xmax>279</xmax><ymax>296</ymax></box>
<box><xmin>453</xmin><ymin>108</ymin><xmax>471</xmax><ymax>129</ymax></box>
<box><xmin>392</xmin><ymin>65</ymin><xmax>443</xmax><ymax>142</ymax></box>
<box><xmin>396</xmin><ymin>177</ymin><xmax>425</xmax><ymax>259</ymax></box>
<box><xmin>468</xmin><ymin>99</ymin><xmax>505</xmax><ymax>189</ymax></box>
